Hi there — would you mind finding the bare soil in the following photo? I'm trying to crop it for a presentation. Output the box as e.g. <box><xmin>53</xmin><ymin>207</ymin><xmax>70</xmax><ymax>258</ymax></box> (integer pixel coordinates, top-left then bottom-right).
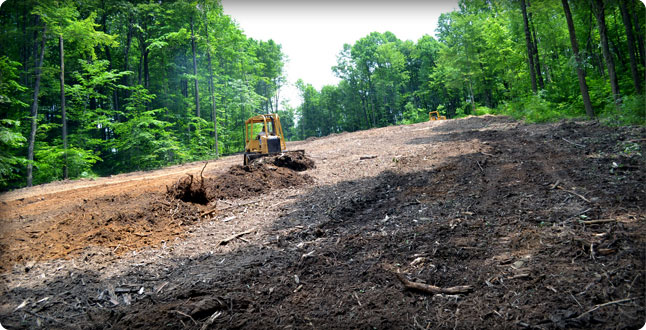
<box><xmin>0</xmin><ymin>115</ymin><xmax>644</xmax><ymax>329</ymax></box>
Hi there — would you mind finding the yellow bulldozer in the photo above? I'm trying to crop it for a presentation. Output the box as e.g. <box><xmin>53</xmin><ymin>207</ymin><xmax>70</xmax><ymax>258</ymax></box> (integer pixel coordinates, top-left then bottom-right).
<box><xmin>243</xmin><ymin>113</ymin><xmax>289</xmax><ymax>165</ymax></box>
<box><xmin>429</xmin><ymin>111</ymin><xmax>447</xmax><ymax>121</ymax></box>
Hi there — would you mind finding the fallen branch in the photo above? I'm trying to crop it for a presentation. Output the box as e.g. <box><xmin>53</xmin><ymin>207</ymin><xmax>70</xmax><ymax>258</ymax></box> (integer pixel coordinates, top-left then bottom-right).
<box><xmin>172</xmin><ymin>310</ymin><xmax>197</xmax><ymax>326</ymax></box>
<box><xmin>395</xmin><ymin>272</ymin><xmax>473</xmax><ymax>294</ymax></box>
<box><xmin>218</xmin><ymin>229</ymin><xmax>254</xmax><ymax>246</ymax></box>
<box><xmin>557</xmin><ymin>186</ymin><xmax>591</xmax><ymax>203</ymax></box>
<box><xmin>359</xmin><ymin>155</ymin><xmax>377</xmax><ymax>160</ymax></box>
<box><xmin>580</xmin><ymin>219</ymin><xmax>617</xmax><ymax>225</ymax></box>
<box><xmin>562</xmin><ymin>137</ymin><xmax>586</xmax><ymax>148</ymax></box>
<box><xmin>577</xmin><ymin>297</ymin><xmax>638</xmax><ymax>319</ymax></box>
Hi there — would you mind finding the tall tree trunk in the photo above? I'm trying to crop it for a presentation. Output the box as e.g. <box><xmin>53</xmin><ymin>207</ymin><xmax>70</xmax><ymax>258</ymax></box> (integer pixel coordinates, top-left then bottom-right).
<box><xmin>139</xmin><ymin>21</ymin><xmax>149</xmax><ymax>90</ymax></box>
<box><xmin>60</xmin><ymin>35</ymin><xmax>68</xmax><ymax>179</ymax></box>
<box><xmin>591</xmin><ymin>0</ymin><xmax>621</xmax><ymax>108</ymax></box>
<box><xmin>631</xmin><ymin>0</ymin><xmax>645</xmax><ymax>68</ymax></box>
<box><xmin>530</xmin><ymin>25</ymin><xmax>544</xmax><ymax>89</ymax></box>
<box><xmin>618</xmin><ymin>0</ymin><xmax>642</xmax><ymax>92</ymax></box>
<box><xmin>143</xmin><ymin>48</ymin><xmax>149</xmax><ymax>90</ymax></box>
<box><xmin>31</xmin><ymin>15</ymin><xmax>39</xmax><ymax>87</ymax></box>
<box><xmin>204</xmin><ymin>12</ymin><xmax>218</xmax><ymax>157</ymax></box>
<box><xmin>562</xmin><ymin>0</ymin><xmax>594</xmax><ymax>118</ymax></box>
<box><xmin>20</xmin><ymin>6</ymin><xmax>29</xmax><ymax>86</ymax></box>
<box><xmin>190</xmin><ymin>16</ymin><xmax>200</xmax><ymax>118</ymax></box>
<box><xmin>27</xmin><ymin>25</ymin><xmax>47</xmax><ymax>187</ymax></box>
<box><xmin>521</xmin><ymin>0</ymin><xmax>537</xmax><ymax>93</ymax></box>
<box><xmin>468</xmin><ymin>78</ymin><xmax>475</xmax><ymax>113</ymax></box>
<box><xmin>137</xmin><ymin>52</ymin><xmax>142</xmax><ymax>86</ymax></box>
<box><xmin>528</xmin><ymin>0</ymin><xmax>545</xmax><ymax>89</ymax></box>
<box><xmin>124</xmin><ymin>15</ymin><xmax>132</xmax><ymax>85</ymax></box>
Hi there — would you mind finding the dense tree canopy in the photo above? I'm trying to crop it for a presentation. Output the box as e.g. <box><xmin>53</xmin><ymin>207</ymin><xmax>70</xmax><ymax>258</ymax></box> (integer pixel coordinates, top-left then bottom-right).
<box><xmin>0</xmin><ymin>0</ymin><xmax>285</xmax><ymax>189</ymax></box>
<box><xmin>0</xmin><ymin>0</ymin><xmax>644</xmax><ymax>190</ymax></box>
<box><xmin>295</xmin><ymin>0</ymin><xmax>645</xmax><ymax>138</ymax></box>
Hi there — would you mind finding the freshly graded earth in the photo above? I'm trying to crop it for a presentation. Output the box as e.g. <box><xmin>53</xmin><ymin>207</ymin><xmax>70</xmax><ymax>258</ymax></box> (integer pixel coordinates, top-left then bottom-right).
<box><xmin>0</xmin><ymin>115</ymin><xmax>644</xmax><ymax>329</ymax></box>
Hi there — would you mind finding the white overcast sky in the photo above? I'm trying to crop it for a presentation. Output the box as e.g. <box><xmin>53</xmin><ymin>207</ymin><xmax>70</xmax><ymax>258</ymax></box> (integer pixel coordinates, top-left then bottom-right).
<box><xmin>220</xmin><ymin>0</ymin><xmax>459</xmax><ymax>109</ymax></box>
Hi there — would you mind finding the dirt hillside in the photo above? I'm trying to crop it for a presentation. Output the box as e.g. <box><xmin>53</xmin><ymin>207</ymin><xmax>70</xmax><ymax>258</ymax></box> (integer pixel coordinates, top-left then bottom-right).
<box><xmin>0</xmin><ymin>115</ymin><xmax>644</xmax><ymax>329</ymax></box>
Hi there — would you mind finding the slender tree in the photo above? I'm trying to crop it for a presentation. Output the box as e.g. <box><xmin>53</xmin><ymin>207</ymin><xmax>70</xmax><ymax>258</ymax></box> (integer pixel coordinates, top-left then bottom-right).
<box><xmin>203</xmin><ymin>9</ymin><xmax>218</xmax><ymax>157</ymax></box>
<box><xmin>618</xmin><ymin>0</ymin><xmax>642</xmax><ymax>92</ymax></box>
<box><xmin>26</xmin><ymin>24</ymin><xmax>46</xmax><ymax>187</ymax></box>
<box><xmin>60</xmin><ymin>35</ymin><xmax>68</xmax><ymax>179</ymax></box>
<box><xmin>521</xmin><ymin>0</ymin><xmax>538</xmax><ymax>93</ymax></box>
<box><xmin>561</xmin><ymin>0</ymin><xmax>594</xmax><ymax>118</ymax></box>
<box><xmin>190</xmin><ymin>15</ymin><xmax>200</xmax><ymax>118</ymax></box>
<box><xmin>591</xmin><ymin>0</ymin><xmax>621</xmax><ymax>108</ymax></box>
<box><xmin>631</xmin><ymin>0</ymin><xmax>645</xmax><ymax>67</ymax></box>
<box><xmin>527</xmin><ymin>1</ymin><xmax>544</xmax><ymax>89</ymax></box>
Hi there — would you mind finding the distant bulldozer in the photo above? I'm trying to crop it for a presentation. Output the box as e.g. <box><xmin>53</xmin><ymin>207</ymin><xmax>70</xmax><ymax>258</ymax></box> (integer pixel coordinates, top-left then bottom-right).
<box><xmin>243</xmin><ymin>113</ymin><xmax>305</xmax><ymax>165</ymax></box>
<box><xmin>429</xmin><ymin>111</ymin><xmax>447</xmax><ymax>121</ymax></box>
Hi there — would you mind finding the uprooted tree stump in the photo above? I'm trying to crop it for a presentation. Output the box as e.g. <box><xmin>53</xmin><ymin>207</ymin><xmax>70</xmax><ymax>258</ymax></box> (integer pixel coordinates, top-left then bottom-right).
<box><xmin>166</xmin><ymin>163</ymin><xmax>210</xmax><ymax>205</ymax></box>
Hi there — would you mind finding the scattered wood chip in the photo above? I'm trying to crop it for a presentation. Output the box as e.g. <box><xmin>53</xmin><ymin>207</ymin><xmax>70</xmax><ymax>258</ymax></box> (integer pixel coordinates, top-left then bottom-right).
<box><xmin>154</xmin><ymin>281</ymin><xmax>169</xmax><ymax>294</ymax></box>
<box><xmin>301</xmin><ymin>250</ymin><xmax>315</xmax><ymax>259</ymax></box>
<box><xmin>13</xmin><ymin>299</ymin><xmax>27</xmax><ymax>312</ymax></box>
<box><xmin>353</xmin><ymin>292</ymin><xmax>362</xmax><ymax>306</ymax></box>
<box><xmin>507</xmin><ymin>273</ymin><xmax>530</xmax><ymax>280</ymax></box>
<box><xmin>221</xmin><ymin>215</ymin><xmax>236</xmax><ymax>222</ymax></box>
<box><xmin>108</xmin><ymin>286</ymin><xmax>119</xmax><ymax>306</ymax></box>
<box><xmin>115</xmin><ymin>287</ymin><xmax>136</xmax><ymax>293</ymax></box>
<box><xmin>36</xmin><ymin>296</ymin><xmax>50</xmax><ymax>304</ymax></box>
<box><xmin>410</xmin><ymin>257</ymin><xmax>425</xmax><ymax>266</ymax></box>
<box><xmin>201</xmin><ymin>208</ymin><xmax>217</xmax><ymax>217</ymax></box>
<box><xmin>597</xmin><ymin>248</ymin><xmax>617</xmax><ymax>255</ymax></box>
<box><xmin>123</xmin><ymin>293</ymin><xmax>131</xmax><ymax>305</ymax></box>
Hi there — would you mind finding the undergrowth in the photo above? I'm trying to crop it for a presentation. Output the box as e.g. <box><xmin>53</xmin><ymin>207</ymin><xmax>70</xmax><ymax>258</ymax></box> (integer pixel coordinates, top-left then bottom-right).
<box><xmin>490</xmin><ymin>93</ymin><xmax>645</xmax><ymax>125</ymax></box>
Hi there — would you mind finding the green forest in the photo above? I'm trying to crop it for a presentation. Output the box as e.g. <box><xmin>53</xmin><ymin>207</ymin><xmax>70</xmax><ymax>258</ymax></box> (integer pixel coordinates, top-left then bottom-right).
<box><xmin>0</xmin><ymin>0</ymin><xmax>644</xmax><ymax>190</ymax></box>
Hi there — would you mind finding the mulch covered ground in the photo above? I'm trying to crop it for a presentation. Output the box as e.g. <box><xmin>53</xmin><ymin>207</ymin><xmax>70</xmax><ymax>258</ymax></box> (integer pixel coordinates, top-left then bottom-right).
<box><xmin>0</xmin><ymin>116</ymin><xmax>643</xmax><ymax>329</ymax></box>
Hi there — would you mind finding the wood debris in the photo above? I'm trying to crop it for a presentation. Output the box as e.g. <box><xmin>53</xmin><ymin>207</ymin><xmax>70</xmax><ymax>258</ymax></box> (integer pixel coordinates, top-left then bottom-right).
<box><xmin>218</xmin><ymin>229</ymin><xmax>254</xmax><ymax>246</ymax></box>
<box><xmin>395</xmin><ymin>272</ymin><xmax>473</xmax><ymax>294</ymax></box>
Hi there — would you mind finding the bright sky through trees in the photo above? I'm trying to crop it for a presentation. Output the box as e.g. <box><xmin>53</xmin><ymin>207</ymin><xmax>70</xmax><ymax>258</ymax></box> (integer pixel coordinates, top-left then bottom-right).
<box><xmin>221</xmin><ymin>0</ymin><xmax>459</xmax><ymax>108</ymax></box>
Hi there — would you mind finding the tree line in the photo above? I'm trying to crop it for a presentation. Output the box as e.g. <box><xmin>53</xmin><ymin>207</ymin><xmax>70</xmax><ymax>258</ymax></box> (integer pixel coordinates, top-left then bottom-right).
<box><xmin>1</xmin><ymin>0</ymin><xmax>645</xmax><ymax>190</ymax></box>
<box><xmin>294</xmin><ymin>0</ymin><xmax>645</xmax><ymax>139</ymax></box>
<box><xmin>1</xmin><ymin>0</ymin><xmax>287</xmax><ymax>189</ymax></box>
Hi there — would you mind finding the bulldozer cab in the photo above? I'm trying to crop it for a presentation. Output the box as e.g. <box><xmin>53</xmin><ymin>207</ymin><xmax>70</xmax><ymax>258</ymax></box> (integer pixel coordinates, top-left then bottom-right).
<box><xmin>244</xmin><ymin>114</ymin><xmax>287</xmax><ymax>164</ymax></box>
